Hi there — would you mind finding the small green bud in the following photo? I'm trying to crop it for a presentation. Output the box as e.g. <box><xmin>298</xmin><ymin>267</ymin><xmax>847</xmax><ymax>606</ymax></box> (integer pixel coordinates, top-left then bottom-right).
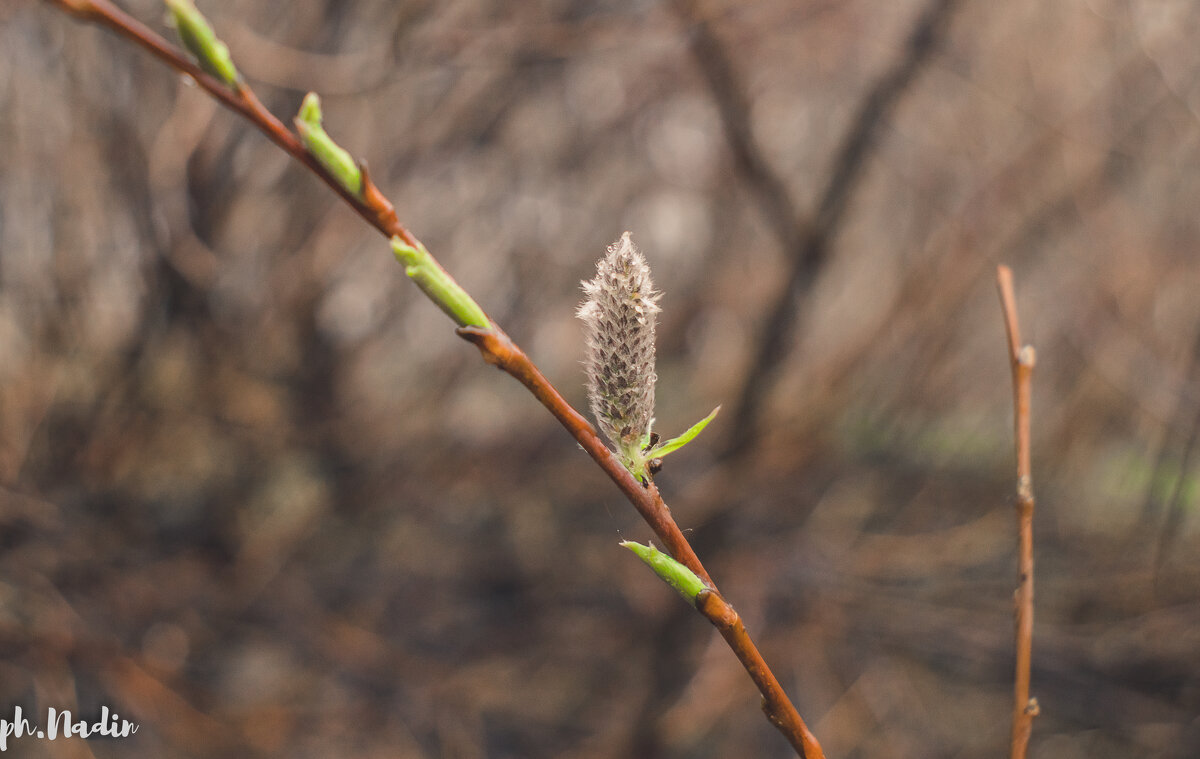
<box><xmin>390</xmin><ymin>237</ymin><xmax>490</xmax><ymax>329</ymax></box>
<box><xmin>620</xmin><ymin>540</ymin><xmax>708</xmax><ymax>604</ymax></box>
<box><xmin>164</xmin><ymin>0</ymin><xmax>240</xmax><ymax>87</ymax></box>
<box><xmin>294</xmin><ymin>92</ymin><xmax>363</xmax><ymax>197</ymax></box>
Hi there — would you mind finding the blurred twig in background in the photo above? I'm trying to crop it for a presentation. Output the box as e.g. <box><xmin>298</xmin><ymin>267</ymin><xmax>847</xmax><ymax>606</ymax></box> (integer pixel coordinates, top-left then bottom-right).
<box><xmin>673</xmin><ymin>0</ymin><xmax>962</xmax><ymax>455</ymax></box>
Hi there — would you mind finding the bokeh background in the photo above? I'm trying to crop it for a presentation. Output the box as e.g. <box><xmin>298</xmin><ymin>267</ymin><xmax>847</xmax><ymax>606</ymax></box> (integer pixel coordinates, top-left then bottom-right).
<box><xmin>3</xmin><ymin>0</ymin><xmax>1199</xmax><ymax>757</ymax></box>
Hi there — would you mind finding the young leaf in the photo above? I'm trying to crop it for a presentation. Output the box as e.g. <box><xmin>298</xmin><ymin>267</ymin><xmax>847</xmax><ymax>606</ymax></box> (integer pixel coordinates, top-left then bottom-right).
<box><xmin>620</xmin><ymin>541</ymin><xmax>708</xmax><ymax>604</ymax></box>
<box><xmin>648</xmin><ymin>405</ymin><xmax>720</xmax><ymax>460</ymax></box>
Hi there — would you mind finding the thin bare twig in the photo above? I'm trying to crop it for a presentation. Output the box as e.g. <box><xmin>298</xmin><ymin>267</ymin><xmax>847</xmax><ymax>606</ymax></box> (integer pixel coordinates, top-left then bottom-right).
<box><xmin>996</xmin><ymin>265</ymin><xmax>1039</xmax><ymax>759</ymax></box>
<box><xmin>45</xmin><ymin>1</ymin><xmax>824</xmax><ymax>755</ymax></box>
<box><xmin>1139</xmin><ymin>313</ymin><xmax>1200</xmax><ymax>572</ymax></box>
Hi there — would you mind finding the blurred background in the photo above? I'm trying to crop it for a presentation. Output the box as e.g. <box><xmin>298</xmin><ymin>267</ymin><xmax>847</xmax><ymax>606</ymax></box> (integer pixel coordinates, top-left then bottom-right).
<box><xmin>2</xmin><ymin>0</ymin><xmax>1199</xmax><ymax>756</ymax></box>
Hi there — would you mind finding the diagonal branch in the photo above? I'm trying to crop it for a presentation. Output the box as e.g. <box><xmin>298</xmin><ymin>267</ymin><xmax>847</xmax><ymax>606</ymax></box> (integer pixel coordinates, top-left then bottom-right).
<box><xmin>996</xmin><ymin>265</ymin><xmax>1039</xmax><ymax>759</ymax></box>
<box><xmin>44</xmin><ymin>1</ymin><xmax>824</xmax><ymax>755</ymax></box>
<box><xmin>674</xmin><ymin>0</ymin><xmax>961</xmax><ymax>454</ymax></box>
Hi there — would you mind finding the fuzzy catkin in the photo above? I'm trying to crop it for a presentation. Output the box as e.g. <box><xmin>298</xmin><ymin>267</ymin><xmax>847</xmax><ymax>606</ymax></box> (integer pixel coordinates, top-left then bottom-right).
<box><xmin>578</xmin><ymin>232</ymin><xmax>661</xmax><ymax>465</ymax></box>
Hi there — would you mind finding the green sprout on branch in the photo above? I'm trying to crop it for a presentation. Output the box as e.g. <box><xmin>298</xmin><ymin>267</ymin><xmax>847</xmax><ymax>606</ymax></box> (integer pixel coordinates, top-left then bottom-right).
<box><xmin>621</xmin><ymin>541</ymin><xmax>709</xmax><ymax>604</ymax></box>
<box><xmin>294</xmin><ymin>92</ymin><xmax>363</xmax><ymax>197</ymax></box>
<box><xmin>390</xmin><ymin>237</ymin><xmax>490</xmax><ymax>329</ymax></box>
<box><xmin>164</xmin><ymin>0</ymin><xmax>239</xmax><ymax>87</ymax></box>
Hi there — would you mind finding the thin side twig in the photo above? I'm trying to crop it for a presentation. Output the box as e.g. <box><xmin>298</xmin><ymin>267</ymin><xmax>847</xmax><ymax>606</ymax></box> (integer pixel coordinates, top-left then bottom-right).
<box><xmin>996</xmin><ymin>265</ymin><xmax>1039</xmax><ymax>759</ymax></box>
<box><xmin>45</xmin><ymin>1</ymin><xmax>824</xmax><ymax>755</ymax></box>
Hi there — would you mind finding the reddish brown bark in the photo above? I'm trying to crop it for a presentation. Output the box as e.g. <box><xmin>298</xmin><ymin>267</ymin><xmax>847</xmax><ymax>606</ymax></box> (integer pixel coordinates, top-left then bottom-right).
<box><xmin>996</xmin><ymin>265</ymin><xmax>1040</xmax><ymax>759</ymax></box>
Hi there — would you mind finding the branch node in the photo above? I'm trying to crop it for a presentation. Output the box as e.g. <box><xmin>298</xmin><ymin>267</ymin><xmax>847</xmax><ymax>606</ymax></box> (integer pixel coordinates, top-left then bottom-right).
<box><xmin>762</xmin><ymin>697</ymin><xmax>782</xmax><ymax>725</ymax></box>
<box><xmin>455</xmin><ymin>325</ymin><xmax>507</xmax><ymax>367</ymax></box>
<box><xmin>1018</xmin><ymin>345</ymin><xmax>1037</xmax><ymax>367</ymax></box>
<box><xmin>360</xmin><ymin>161</ymin><xmax>399</xmax><ymax>231</ymax></box>
<box><xmin>695</xmin><ymin>588</ymin><xmax>739</xmax><ymax>629</ymax></box>
<box><xmin>1016</xmin><ymin>475</ymin><xmax>1033</xmax><ymax>502</ymax></box>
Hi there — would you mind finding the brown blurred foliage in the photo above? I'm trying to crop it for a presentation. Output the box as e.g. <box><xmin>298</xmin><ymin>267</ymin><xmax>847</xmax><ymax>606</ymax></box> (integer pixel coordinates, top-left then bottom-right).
<box><xmin>3</xmin><ymin>0</ymin><xmax>1199</xmax><ymax>757</ymax></box>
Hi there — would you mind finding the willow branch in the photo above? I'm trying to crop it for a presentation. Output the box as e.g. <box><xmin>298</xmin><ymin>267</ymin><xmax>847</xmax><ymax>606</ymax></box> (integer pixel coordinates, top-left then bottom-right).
<box><xmin>696</xmin><ymin>590</ymin><xmax>825</xmax><ymax>758</ymax></box>
<box><xmin>996</xmin><ymin>265</ymin><xmax>1039</xmax><ymax>759</ymax></box>
<box><xmin>45</xmin><ymin>1</ymin><xmax>823</xmax><ymax>755</ymax></box>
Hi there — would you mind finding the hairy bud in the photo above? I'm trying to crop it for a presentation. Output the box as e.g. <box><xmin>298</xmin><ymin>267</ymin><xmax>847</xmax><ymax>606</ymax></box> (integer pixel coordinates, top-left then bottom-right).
<box><xmin>578</xmin><ymin>232</ymin><xmax>661</xmax><ymax>470</ymax></box>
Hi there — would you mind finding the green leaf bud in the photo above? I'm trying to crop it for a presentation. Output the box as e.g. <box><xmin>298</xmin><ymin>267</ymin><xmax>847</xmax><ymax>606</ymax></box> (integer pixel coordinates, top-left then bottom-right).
<box><xmin>390</xmin><ymin>237</ymin><xmax>490</xmax><ymax>329</ymax></box>
<box><xmin>164</xmin><ymin>0</ymin><xmax>240</xmax><ymax>87</ymax></box>
<box><xmin>620</xmin><ymin>541</ymin><xmax>708</xmax><ymax>604</ymax></box>
<box><xmin>294</xmin><ymin>92</ymin><xmax>363</xmax><ymax>197</ymax></box>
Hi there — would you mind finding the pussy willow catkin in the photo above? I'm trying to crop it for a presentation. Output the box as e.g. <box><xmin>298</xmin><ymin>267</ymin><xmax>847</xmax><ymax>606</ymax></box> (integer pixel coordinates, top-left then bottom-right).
<box><xmin>578</xmin><ymin>232</ymin><xmax>661</xmax><ymax>468</ymax></box>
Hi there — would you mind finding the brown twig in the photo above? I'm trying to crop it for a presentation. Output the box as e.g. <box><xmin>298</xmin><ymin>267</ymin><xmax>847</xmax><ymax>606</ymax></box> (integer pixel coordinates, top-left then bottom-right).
<box><xmin>45</xmin><ymin>1</ymin><xmax>822</xmax><ymax>755</ymax></box>
<box><xmin>696</xmin><ymin>590</ymin><xmax>826</xmax><ymax>759</ymax></box>
<box><xmin>996</xmin><ymin>265</ymin><xmax>1039</xmax><ymax>759</ymax></box>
